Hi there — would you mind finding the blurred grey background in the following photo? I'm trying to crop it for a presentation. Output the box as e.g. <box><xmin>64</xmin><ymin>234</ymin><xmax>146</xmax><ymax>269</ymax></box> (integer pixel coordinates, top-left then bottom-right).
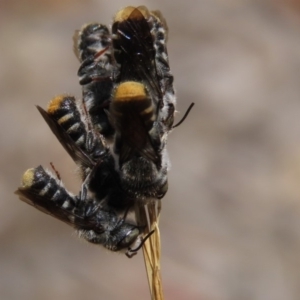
<box><xmin>1</xmin><ymin>0</ymin><xmax>300</xmax><ymax>299</ymax></box>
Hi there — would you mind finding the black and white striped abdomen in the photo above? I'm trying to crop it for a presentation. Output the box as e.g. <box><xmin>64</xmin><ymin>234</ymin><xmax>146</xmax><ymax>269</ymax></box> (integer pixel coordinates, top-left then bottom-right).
<box><xmin>74</xmin><ymin>23</ymin><xmax>115</xmax><ymax>137</ymax></box>
<box><xmin>149</xmin><ymin>12</ymin><xmax>174</xmax><ymax>95</ymax></box>
<box><xmin>18</xmin><ymin>166</ymin><xmax>77</xmax><ymax>218</ymax></box>
<box><xmin>73</xmin><ymin>23</ymin><xmax>112</xmax><ymax>63</ymax></box>
<box><xmin>47</xmin><ymin>95</ymin><xmax>88</xmax><ymax>150</ymax></box>
<box><xmin>111</xmin><ymin>81</ymin><xmax>155</xmax><ymax>132</ymax></box>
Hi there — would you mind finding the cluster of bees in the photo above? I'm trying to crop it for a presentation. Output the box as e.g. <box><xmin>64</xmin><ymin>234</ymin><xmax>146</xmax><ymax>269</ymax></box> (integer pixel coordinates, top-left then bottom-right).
<box><xmin>16</xmin><ymin>6</ymin><xmax>192</xmax><ymax>258</ymax></box>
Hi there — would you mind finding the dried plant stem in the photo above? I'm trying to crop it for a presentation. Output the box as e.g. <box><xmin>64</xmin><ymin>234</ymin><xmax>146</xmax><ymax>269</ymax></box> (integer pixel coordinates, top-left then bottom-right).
<box><xmin>135</xmin><ymin>201</ymin><xmax>164</xmax><ymax>300</ymax></box>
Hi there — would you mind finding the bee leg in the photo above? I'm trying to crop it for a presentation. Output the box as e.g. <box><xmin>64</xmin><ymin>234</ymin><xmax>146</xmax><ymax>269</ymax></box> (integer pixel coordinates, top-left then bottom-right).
<box><xmin>87</xmin><ymin>132</ymin><xmax>109</xmax><ymax>163</ymax></box>
<box><xmin>86</xmin><ymin>131</ymin><xmax>97</xmax><ymax>153</ymax></box>
<box><xmin>126</xmin><ymin>229</ymin><xmax>155</xmax><ymax>258</ymax></box>
<box><xmin>77</xmin><ymin>182</ymin><xmax>88</xmax><ymax>202</ymax></box>
<box><xmin>78</xmin><ymin>56</ymin><xmax>96</xmax><ymax>85</ymax></box>
<box><xmin>120</xmin><ymin>206</ymin><xmax>131</xmax><ymax>221</ymax></box>
<box><xmin>77</xmin><ymin>156</ymin><xmax>101</xmax><ymax>201</ymax></box>
<box><xmin>78</xmin><ymin>165</ymin><xmax>96</xmax><ymax>201</ymax></box>
<box><xmin>125</xmin><ymin>251</ymin><xmax>137</xmax><ymax>258</ymax></box>
<box><xmin>78</xmin><ymin>46</ymin><xmax>111</xmax><ymax>85</ymax></box>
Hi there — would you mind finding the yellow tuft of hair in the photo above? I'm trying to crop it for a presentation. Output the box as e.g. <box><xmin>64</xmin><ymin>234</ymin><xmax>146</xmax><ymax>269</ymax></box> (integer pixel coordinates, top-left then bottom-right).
<box><xmin>47</xmin><ymin>95</ymin><xmax>65</xmax><ymax>114</ymax></box>
<box><xmin>114</xmin><ymin>82</ymin><xmax>147</xmax><ymax>102</ymax></box>
<box><xmin>21</xmin><ymin>169</ymin><xmax>35</xmax><ymax>188</ymax></box>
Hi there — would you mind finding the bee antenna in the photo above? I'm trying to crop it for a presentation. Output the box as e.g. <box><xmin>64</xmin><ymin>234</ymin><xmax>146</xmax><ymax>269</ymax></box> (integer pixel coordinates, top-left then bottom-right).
<box><xmin>172</xmin><ymin>102</ymin><xmax>194</xmax><ymax>128</ymax></box>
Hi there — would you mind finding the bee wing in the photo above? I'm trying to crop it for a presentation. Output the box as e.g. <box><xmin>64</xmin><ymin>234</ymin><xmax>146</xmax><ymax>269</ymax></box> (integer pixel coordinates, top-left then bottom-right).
<box><xmin>113</xmin><ymin>7</ymin><xmax>162</xmax><ymax>100</ymax></box>
<box><xmin>15</xmin><ymin>188</ymin><xmax>79</xmax><ymax>227</ymax></box>
<box><xmin>118</xmin><ymin>132</ymin><xmax>160</xmax><ymax>165</ymax></box>
<box><xmin>37</xmin><ymin>106</ymin><xmax>95</xmax><ymax>170</ymax></box>
<box><xmin>15</xmin><ymin>188</ymin><xmax>106</xmax><ymax>233</ymax></box>
<box><xmin>112</xmin><ymin>7</ymin><xmax>168</xmax><ymax>164</ymax></box>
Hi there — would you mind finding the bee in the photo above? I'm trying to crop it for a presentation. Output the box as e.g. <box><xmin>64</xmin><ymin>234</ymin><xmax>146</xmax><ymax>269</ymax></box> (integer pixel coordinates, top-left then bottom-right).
<box><xmin>109</xmin><ymin>6</ymin><xmax>177</xmax><ymax>201</ymax></box>
<box><xmin>36</xmin><ymin>95</ymin><xmax>133</xmax><ymax>210</ymax></box>
<box><xmin>73</xmin><ymin>23</ymin><xmax>115</xmax><ymax>137</ymax></box>
<box><xmin>74</xmin><ymin>6</ymin><xmax>177</xmax><ymax>204</ymax></box>
<box><xmin>16</xmin><ymin>165</ymin><xmax>146</xmax><ymax>257</ymax></box>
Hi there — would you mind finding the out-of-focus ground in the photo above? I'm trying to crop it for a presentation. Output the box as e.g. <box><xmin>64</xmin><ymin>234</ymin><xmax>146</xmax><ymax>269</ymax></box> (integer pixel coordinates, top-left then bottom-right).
<box><xmin>1</xmin><ymin>0</ymin><xmax>300</xmax><ymax>299</ymax></box>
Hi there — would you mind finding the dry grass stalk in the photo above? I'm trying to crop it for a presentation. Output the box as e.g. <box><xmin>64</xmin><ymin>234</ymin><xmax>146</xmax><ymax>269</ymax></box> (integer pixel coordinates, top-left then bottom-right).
<box><xmin>135</xmin><ymin>200</ymin><xmax>164</xmax><ymax>300</ymax></box>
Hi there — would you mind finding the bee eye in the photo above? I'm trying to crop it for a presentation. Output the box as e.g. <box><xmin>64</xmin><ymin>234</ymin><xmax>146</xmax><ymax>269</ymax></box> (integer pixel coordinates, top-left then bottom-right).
<box><xmin>157</xmin><ymin>180</ymin><xmax>168</xmax><ymax>199</ymax></box>
<box><xmin>117</xmin><ymin>228</ymin><xmax>140</xmax><ymax>249</ymax></box>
